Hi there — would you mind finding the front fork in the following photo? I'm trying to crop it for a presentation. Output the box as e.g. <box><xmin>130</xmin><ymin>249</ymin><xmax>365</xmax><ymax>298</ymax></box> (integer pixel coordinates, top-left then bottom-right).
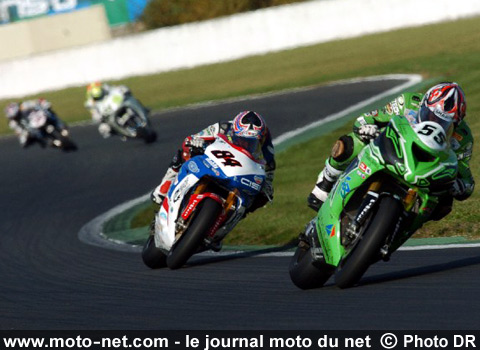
<box><xmin>344</xmin><ymin>180</ymin><xmax>419</xmax><ymax>259</ymax></box>
<box><xmin>186</xmin><ymin>180</ymin><xmax>242</xmax><ymax>244</ymax></box>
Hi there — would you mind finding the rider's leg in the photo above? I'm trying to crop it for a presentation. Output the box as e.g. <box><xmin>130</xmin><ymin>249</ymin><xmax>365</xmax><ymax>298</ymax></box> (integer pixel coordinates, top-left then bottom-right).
<box><xmin>307</xmin><ymin>133</ymin><xmax>364</xmax><ymax>211</ymax></box>
<box><xmin>151</xmin><ymin>150</ymin><xmax>184</xmax><ymax>204</ymax></box>
<box><xmin>98</xmin><ymin>123</ymin><xmax>112</xmax><ymax>138</ymax></box>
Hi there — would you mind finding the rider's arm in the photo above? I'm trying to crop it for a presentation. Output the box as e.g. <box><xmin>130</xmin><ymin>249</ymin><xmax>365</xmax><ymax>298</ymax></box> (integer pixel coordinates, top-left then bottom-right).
<box><xmin>452</xmin><ymin>121</ymin><xmax>475</xmax><ymax>200</ymax></box>
<box><xmin>190</xmin><ymin>122</ymin><xmax>224</xmax><ymax>143</ymax></box>
<box><xmin>262</xmin><ymin>128</ymin><xmax>276</xmax><ymax>172</ymax></box>
<box><xmin>84</xmin><ymin>97</ymin><xmax>94</xmax><ymax>110</ymax></box>
<box><xmin>181</xmin><ymin>122</ymin><xmax>224</xmax><ymax>159</ymax></box>
<box><xmin>84</xmin><ymin>98</ymin><xmax>103</xmax><ymax>122</ymax></box>
<box><xmin>352</xmin><ymin>92</ymin><xmax>423</xmax><ymax>137</ymax></box>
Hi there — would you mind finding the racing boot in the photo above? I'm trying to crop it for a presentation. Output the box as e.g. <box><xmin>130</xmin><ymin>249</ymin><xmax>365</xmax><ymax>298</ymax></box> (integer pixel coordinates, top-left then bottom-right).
<box><xmin>151</xmin><ymin>150</ymin><xmax>184</xmax><ymax>205</ymax></box>
<box><xmin>307</xmin><ymin>159</ymin><xmax>343</xmax><ymax>211</ymax></box>
<box><xmin>297</xmin><ymin>219</ymin><xmax>323</xmax><ymax>260</ymax></box>
<box><xmin>98</xmin><ymin>123</ymin><xmax>112</xmax><ymax>138</ymax></box>
<box><xmin>151</xmin><ymin>167</ymin><xmax>178</xmax><ymax>205</ymax></box>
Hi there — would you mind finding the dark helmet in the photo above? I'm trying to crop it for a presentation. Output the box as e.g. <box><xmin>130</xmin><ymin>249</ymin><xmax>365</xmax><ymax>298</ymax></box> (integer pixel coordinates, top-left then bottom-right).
<box><xmin>231</xmin><ymin>111</ymin><xmax>266</xmax><ymax>154</ymax></box>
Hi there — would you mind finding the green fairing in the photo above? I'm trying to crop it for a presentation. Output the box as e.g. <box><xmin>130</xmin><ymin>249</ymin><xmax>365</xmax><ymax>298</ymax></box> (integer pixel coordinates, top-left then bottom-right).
<box><xmin>340</xmin><ymin>92</ymin><xmax>474</xmax><ymax>198</ymax></box>
<box><xmin>317</xmin><ymin>114</ymin><xmax>458</xmax><ymax>267</ymax></box>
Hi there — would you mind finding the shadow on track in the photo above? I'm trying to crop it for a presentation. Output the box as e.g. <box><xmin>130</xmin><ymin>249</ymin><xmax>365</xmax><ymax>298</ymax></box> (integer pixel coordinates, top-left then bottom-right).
<box><xmin>180</xmin><ymin>243</ymin><xmax>296</xmax><ymax>268</ymax></box>
<box><xmin>360</xmin><ymin>255</ymin><xmax>480</xmax><ymax>287</ymax></box>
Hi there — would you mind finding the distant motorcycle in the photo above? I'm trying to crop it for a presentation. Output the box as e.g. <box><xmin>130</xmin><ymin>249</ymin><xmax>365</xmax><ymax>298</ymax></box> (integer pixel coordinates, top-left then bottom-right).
<box><xmin>142</xmin><ymin>134</ymin><xmax>267</xmax><ymax>269</ymax></box>
<box><xmin>26</xmin><ymin>108</ymin><xmax>77</xmax><ymax>151</ymax></box>
<box><xmin>95</xmin><ymin>91</ymin><xmax>157</xmax><ymax>143</ymax></box>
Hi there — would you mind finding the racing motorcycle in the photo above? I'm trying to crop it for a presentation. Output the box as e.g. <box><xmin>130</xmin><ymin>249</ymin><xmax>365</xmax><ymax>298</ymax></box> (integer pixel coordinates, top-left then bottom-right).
<box><xmin>26</xmin><ymin>108</ymin><xmax>77</xmax><ymax>151</ymax></box>
<box><xmin>289</xmin><ymin>113</ymin><xmax>458</xmax><ymax>289</ymax></box>
<box><xmin>142</xmin><ymin>134</ymin><xmax>267</xmax><ymax>269</ymax></box>
<box><xmin>96</xmin><ymin>90</ymin><xmax>157</xmax><ymax>143</ymax></box>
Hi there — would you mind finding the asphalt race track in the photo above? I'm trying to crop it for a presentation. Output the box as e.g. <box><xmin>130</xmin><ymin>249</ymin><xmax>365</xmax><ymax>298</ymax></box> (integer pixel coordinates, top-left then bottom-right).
<box><xmin>1</xmin><ymin>78</ymin><xmax>479</xmax><ymax>330</ymax></box>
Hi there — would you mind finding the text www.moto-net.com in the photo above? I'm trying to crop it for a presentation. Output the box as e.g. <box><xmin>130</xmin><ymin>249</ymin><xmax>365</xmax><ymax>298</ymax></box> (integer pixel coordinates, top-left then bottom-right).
<box><xmin>2</xmin><ymin>334</ymin><xmax>477</xmax><ymax>349</ymax></box>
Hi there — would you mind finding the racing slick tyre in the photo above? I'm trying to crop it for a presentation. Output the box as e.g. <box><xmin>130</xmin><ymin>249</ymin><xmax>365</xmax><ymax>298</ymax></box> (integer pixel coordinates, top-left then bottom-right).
<box><xmin>334</xmin><ymin>196</ymin><xmax>403</xmax><ymax>289</ymax></box>
<box><xmin>142</xmin><ymin>235</ymin><xmax>167</xmax><ymax>269</ymax></box>
<box><xmin>289</xmin><ymin>243</ymin><xmax>334</xmax><ymax>290</ymax></box>
<box><xmin>166</xmin><ymin>198</ymin><xmax>222</xmax><ymax>270</ymax></box>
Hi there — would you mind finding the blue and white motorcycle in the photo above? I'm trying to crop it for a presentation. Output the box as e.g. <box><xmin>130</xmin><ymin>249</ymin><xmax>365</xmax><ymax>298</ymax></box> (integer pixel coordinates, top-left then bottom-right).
<box><xmin>142</xmin><ymin>134</ymin><xmax>267</xmax><ymax>269</ymax></box>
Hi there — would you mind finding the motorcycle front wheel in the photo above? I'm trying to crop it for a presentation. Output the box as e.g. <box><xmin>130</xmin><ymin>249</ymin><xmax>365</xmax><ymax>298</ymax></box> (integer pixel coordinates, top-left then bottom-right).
<box><xmin>167</xmin><ymin>198</ymin><xmax>222</xmax><ymax>269</ymax></box>
<box><xmin>334</xmin><ymin>196</ymin><xmax>403</xmax><ymax>289</ymax></box>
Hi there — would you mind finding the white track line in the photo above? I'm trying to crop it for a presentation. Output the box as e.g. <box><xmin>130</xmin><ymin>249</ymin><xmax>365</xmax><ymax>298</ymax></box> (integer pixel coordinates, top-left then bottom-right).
<box><xmin>273</xmin><ymin>74</ymin><xmax>422</xmax><ymax>145</ymax></box>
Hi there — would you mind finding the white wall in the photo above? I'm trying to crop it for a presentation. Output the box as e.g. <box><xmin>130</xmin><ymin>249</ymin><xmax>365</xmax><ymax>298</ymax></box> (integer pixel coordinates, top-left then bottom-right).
<box><xmin>0</xmin><ymin>6</ymin><xmax>111</xmax><ymax>62</ymax></box>
<box><xmin>1</xmin><ymin>0</ymin><xmax>480</xmax><ymax>99</ymax></box>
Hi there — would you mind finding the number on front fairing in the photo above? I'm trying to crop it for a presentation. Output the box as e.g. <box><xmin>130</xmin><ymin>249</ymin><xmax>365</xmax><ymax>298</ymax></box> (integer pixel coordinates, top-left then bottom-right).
<box><xmin>211</xmin><ymin>150</ymin><xmax>242</xmax><ymax>167</ymax></box>
<box><xmin>418</xmin><ymin>124</ymin><xmax>446</xmax><ymax>146</ymax></box>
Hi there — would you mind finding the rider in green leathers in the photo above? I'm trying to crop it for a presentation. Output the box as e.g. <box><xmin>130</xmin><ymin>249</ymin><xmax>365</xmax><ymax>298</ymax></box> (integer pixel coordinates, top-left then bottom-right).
<box><xmin>308</xmin><ymin>82</ymin><xmax>474</xmax><ymax>219</ymax></box>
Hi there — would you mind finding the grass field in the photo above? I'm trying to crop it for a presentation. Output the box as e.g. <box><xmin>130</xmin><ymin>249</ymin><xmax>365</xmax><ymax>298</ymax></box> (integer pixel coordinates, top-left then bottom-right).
<box><xmin>4</xmin><ymin>16</ymin><xmax>480</xmax><ymax>244</ymax></box>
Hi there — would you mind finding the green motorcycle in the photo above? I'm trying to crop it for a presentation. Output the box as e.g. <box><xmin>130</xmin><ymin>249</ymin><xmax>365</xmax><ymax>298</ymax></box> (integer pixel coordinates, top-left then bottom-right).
<box><xmin>289</xmin><ymin>113</ymin><xmax>458</xmax><ymax>289</ymax></box>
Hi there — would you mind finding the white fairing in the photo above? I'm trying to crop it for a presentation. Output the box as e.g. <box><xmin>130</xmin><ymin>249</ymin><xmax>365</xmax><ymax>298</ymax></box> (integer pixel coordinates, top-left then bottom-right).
<box><xmin>28</xmin><ymin>110</ymin><xmax>47</xmax><ymax>129</ymax></box>
<box><xmin>204</xmin><ymin>137</ymin><xmax>265</xmax><ymax>177</ymax></box>
<box><xmin>154</xmin><ymin>173</ymin><xmax>200</xmax><ymax>251</ymax></box>
<box><xmin>154</xmin><ymin>137</ymin><xmax>265</xmax><ymax>251</ymax></box>
<box><xmin>413</xmin><ymin>121</ymin><xmax>448</xmax><ymax>151</ymax></box>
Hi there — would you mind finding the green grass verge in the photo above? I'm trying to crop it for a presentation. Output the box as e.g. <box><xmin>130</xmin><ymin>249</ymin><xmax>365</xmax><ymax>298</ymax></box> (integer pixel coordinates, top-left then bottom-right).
<box><xmin>6</xmin><ymin>16</ymin><xmax>480</xmax><ymax>244</ymax></box>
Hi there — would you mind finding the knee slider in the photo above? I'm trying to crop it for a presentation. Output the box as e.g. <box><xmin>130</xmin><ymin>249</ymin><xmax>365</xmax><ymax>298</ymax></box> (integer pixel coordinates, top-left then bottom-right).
<box><xmin>331</xmin><ymin>135</ymin><xmax>354</xmax><ymax>162</ymax></box>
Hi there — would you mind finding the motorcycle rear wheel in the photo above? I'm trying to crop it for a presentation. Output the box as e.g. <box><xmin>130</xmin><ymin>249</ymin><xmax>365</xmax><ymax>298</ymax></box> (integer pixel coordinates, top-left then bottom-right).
<box><xmin>289</xmin><ymin>243</ymin><xmax>334</xmax><ymax>290</ymax></box>
<box><xmin>334</xmin><ymin>196</ymin><xmax>403</xmax><ymax>289</ymax></box>
<box><xmin>167</xmin><ymin>198</ymin><xmax>222</xmax><ymax>269</ymax></box>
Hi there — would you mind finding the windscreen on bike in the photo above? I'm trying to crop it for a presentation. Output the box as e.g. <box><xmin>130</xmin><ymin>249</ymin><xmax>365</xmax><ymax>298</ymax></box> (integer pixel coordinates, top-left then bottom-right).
<box><xmin>416</xmin><ymin>105</ymin><xmax>454</xmax><ymax>138</ymax></box>
<box><xmin>230</xmin><ymin>133</ymin><xmax>261</xmax><ymax>156</ymax></box>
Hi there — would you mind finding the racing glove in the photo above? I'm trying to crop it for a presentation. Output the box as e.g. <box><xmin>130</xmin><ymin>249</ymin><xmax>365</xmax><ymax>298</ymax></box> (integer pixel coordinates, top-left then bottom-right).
<box><xmin>189</xmin><ymin>137</ymin><xmax>205</xmax><ymax>148</ymax></box>
<box><xmin>356</xmin><ymin>124</ymin><xmax>380</xmax><ymax>143</ymax></box>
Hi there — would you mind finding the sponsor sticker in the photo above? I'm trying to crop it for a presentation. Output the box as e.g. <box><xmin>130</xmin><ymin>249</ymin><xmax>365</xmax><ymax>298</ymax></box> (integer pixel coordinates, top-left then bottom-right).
<box><xmin>254</xmin><ymin>175</ymin><xmax>263</xmax><ymax>184</ymax></box>
<box><xmin>359</xmin><ymin>162</ymin><xmax>372</xmax><ymax>175</ymax></box>
<box><xmin>188</xmin><ymin>161</ymin><xmax>199</xmax><ymax>173</ymax></box>
<box><xmin>241</xmin><ymin>178</ymin><xmax>261</xmax><ymax>191</ymax></box>
<box><xmin>356</xmin><ymin>170</ymin><xmax>366</xmax><ymax>179</ymax></box>
<box><xmin>340</xmin><ymin>176</ymin><xmax>351</xmax><ymax>198</ymax></box>
<box><xmin>326</xmin><ymin>224</ymin><xmax>336</xmax><ymax>237</ymax></box>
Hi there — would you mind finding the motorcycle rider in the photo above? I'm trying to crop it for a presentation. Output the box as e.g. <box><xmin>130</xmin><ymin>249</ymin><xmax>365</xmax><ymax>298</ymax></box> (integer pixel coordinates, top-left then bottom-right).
<box><xmin>307</xmin><ymin>82</ymin><xmax>474</xmax><ymax>221</ymax></box>
<box><xmin>151</xmin><ymin>111</ymin><xmax>276</xmax><ymax>213</ymax></box>
<box><xmin>5</xmin><ymin>99</ymin><xmax>66</xmax><ymax>148</ymax></box>
<box><xmin>85</xmin><ymin>82</ymin><xmax>131</xmax><ymax>138</ymax></box>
